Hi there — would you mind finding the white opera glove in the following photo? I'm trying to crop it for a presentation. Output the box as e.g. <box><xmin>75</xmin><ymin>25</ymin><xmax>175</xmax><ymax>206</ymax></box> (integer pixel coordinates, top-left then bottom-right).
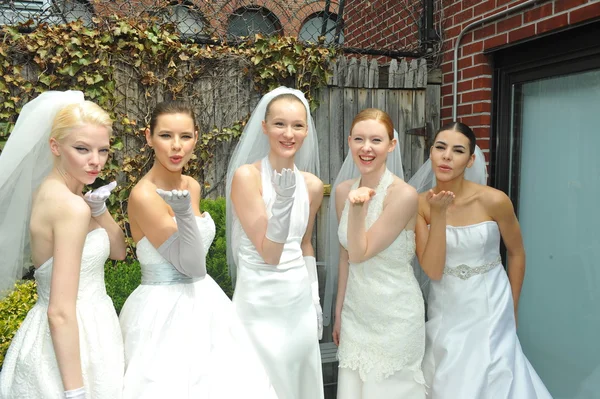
<box><xmin>265</xmin><ymin>168</ymin><xmax>296</xmax><ymax>244</ymax></box>
<box><xmin>83</xmin><ymin>181</ymin><xmax>117</xmax><ymax>217</ymax></box>
<box><xmin>64</xmin><ymin>387</ymin><xmax>86</xmax><ymax>399</ymax></box>
<box><xmin>155</xmin><ymin>189</ymin><xmax>206</xmax><ymax>278</ymax></box>
<box><xmin>304</xmin><ymin>255</ymin><xmax>323</xmax><ymax>340</ymax></box>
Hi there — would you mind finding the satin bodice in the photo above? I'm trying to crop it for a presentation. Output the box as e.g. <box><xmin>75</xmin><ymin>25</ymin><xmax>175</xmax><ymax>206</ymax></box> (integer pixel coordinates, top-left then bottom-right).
<box><xmin>135</xmin><ymin>213</ymin><xmax>216</xmax><ymax>284</ymax></box>
<box><xmin>232</xmin><ymin>157</ymin><xmax>309</xmax><ymax>270</ymax></box>
<box><xmin>444</xmin><ymin>221</ymin><xmax>502</xmax><ymax>279</ymax></box>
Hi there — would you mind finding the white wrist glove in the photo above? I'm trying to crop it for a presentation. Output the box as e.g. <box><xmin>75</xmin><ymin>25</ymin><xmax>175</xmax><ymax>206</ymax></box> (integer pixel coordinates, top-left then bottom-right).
<box><xmin>266</xmin><ymin>168</ymin><xmax>296</xmax><ymax>244</ymax></box>
<box><xmin>156</xmin><ymin>189</ymin><xmax>206</xmax><ymax>278</ymax></box>
<box><xmin>83</xmin><ymin>181</ymin><xmax>116</xmax><ymax>217</ymax></box>
<box><xmin>64</xmin><ymin>387</ymin><xmax>86</xmax><ymax>399</ymax></box>
<box><xmin>304</xmin><ymin>256</ymin><xmax>323</xmax><ymax>340</ymax></box>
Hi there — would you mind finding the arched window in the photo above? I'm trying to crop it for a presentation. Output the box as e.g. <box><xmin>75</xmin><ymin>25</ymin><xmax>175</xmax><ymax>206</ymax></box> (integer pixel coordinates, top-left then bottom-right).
<box><xmin>227</xmin><ymin>6</ymin><xmax>281</xmax><ymax>39</ymax></box>
<box><xmin>162</xmin><ymin>2</ymin><xmax>206</xmax><ymax>39</ymax></box>
<box><xmin>299</xmin><ymin>12</ymin><xmax>344</xmax><ymax>45</ymax></box>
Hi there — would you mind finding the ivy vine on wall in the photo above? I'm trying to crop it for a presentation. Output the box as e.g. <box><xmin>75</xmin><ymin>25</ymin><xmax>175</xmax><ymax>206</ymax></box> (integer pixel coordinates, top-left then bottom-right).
<box><xmin>0</xmin><ymin>16</ymin><xmax>336</xmax><ymax>256</ymax></box>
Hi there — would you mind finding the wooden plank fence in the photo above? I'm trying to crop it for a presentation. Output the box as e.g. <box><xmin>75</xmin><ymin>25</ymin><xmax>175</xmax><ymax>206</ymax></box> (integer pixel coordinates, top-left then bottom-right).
<box><xmin>111</xmin><ymin>55</ymin><xmax>435</xmax><ymax>200</ymax></box>
<box><xmin>317</xmin><ymin>56</ymin><xmax>430</xmax><ymax>185</ymax></box>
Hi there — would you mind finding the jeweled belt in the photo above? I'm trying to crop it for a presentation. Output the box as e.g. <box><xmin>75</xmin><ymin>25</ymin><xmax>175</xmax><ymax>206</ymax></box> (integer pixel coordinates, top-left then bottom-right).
<box><xmin>443</xmin><ymin>256</ymin><xmax>502</xmax><ymax>280</ymax></box>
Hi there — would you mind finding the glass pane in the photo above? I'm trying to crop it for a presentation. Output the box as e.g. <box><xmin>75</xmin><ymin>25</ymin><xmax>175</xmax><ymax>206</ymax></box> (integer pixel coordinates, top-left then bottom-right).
<box><xmin>228</xmin><ymin>9</ymin><xmax>279</xmax><ymax>39</ymax></box>
<box><xmin>0</xmin><ymin>0</ymin><xmax>50</xmax><ymax>25</ymax></box>
<box><xmin>515</xmin><ymin>68</ymin><xmax>600</xmax><ymax>398</ymax></box>
<box><xmin>299</xmin><ymin>16</ymin><xmax>344</xmax><ymax>45</ymax></box>
<box><xmin>62</xmin><ymin>0</ymin><xmax>94</xmax><ymax>27</ymax></box>
<box><xmin>161</xmin><ymin>5</ymin><xmax>204</xmax><ymax>37</ymax></box>
<box><xmin>173</xmin><ymin>5</ymin><xmax>204</xmax><ymax>37</ymax></box>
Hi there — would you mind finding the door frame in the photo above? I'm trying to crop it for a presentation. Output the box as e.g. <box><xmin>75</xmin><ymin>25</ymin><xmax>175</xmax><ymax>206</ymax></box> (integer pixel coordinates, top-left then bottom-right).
<box><xmin>491</xmin><ymin>20</ymin><xmax>600</xmax><ymax>214</ymax></box>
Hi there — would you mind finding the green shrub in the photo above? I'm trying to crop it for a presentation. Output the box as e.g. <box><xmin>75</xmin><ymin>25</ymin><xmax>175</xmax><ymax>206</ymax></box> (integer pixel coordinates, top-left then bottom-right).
<box><xmin>201</xmin><ymin>197</ymin><xmax>234</xmax><ymax>298</ymax></box>
<box><xmin>104</xmin><ymin>259</ymin><xmax>142</xmax><ymax>315</ymax></box>
<box><xmin>0</xmin><ymin>280</ymin><xmax>37</xmax><ymax>367</ymax></box>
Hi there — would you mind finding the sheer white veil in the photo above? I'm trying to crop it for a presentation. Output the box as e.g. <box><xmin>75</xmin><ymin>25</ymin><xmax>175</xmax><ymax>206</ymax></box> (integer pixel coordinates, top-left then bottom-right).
<box><xmin>225</xmin><ymin>86</ymin><xmax>320</xmax><ymax>282</ymax></box>
<box><xmin>322</xmin><ymin>129</ymin><xmax>404</xmax><ymax>326</ymax></box>
<box><xmin>407</xmin><ymin>144</ymin><xmax>488</xmax><ymax>299</ymax></box>
<box><xmin>0</xmin><ymin>90</ymin><xmax>85</xmax><ymax>296</ymax></box>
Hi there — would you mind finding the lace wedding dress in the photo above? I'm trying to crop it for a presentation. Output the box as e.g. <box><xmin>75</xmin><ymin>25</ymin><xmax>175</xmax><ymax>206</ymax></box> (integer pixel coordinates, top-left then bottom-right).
<box><xmin>337</xmin><ymin>169</ymin><xmax>426</xmax><ymax>398</ymax></box>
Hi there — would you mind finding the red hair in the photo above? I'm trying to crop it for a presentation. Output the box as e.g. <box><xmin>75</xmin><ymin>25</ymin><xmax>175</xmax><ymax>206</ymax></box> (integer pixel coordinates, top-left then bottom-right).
<box><xmin>350</xmin><ymin>108</ymin><xmax>394</xmax><ymax>140</ymax></box>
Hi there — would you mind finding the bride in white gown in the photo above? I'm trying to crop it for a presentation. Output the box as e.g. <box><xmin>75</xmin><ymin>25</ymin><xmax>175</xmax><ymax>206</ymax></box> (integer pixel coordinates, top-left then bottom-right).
<box><xmin>328</xmin><ymin>109</ymin><xmax>426</xmax><ymax>399</ymax></box>
<box><xmin>119</xmin><ymin>101</ymin><xmax>277</xmax><ymax>399</ymax></box>
<box><xmin>409</xmin><ymin>121</ymin><xmax>552</xmax><ymax>398</ymax></box>
<box><xmin>226</xmin><ymin>87</ymin><xmax>324</xmax><ymax>399</ymax></box>
<box><xmin>0</xmin><ymin>91</ymin><xmax>126</xmax><ymax>399</ymax></box>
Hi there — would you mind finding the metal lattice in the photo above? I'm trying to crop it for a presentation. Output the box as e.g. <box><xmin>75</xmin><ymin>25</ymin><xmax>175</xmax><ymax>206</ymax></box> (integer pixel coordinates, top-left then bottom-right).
<box><xmin>0</xmin><ymin>0</ymin><xmax>444</xmax><ymax>60</ymax></box>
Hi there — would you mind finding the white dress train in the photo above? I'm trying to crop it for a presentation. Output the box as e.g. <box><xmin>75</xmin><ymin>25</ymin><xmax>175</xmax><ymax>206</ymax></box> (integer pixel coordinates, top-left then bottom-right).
<box><xmin>231</xmin><ymin>157</ymin><xmax>324</xmax><ymax>399</ymax></box>
<box><xmin>0</xmin><ymin>229</ymin><xmax>124</xmax><ymax>399</ymax></box>
<box><xmin>119</xmin><ymin>213</ymin><xmax>277</xmax><ymax>399</ymax></box>
<box><xmin>422</xmin><ymin>221</ymin><xmax>553</xmax><ymax>398</ymax></box>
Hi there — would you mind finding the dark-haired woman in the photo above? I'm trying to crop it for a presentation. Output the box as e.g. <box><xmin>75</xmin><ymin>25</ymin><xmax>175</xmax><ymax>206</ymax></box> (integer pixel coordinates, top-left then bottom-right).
<box><xmin>119</xmin><ymin>102</ymin><xmax>277</xmax><ymax>399</ymax></box>
<box><xmin>411</xmin><ymin>122</ymin><xmax>552</xmax><ymax>398</ymax></box>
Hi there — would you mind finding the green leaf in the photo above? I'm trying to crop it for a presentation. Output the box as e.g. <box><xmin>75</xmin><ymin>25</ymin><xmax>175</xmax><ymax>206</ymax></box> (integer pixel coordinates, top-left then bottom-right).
<box><xmin>57</xmin><ymin>63</ymin><xmax>81</xmax><ymax>77</ymax></box>
<box><xmin>118</xmin><ymin>189</ymin><xmax>129</xmax><ymax>201</ymax></box>
<box><xmin>38</xmin><ymin>74</ymin><xmax>53</xmax><ymax>86</ymax></box>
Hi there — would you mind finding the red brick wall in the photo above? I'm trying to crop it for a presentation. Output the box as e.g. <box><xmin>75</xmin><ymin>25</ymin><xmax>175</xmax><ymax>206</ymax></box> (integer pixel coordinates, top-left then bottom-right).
<box><xmin>95</xmin><ymin>1</ymin><xmax>341</xmax><ymax>37</ymax></box>
<box><xmin>439</xmin><ymin>0</ymin><xmax>600</xmax><ymax>155</ymax></box>
<box><xmin>343</xmin><ymin>0</ymin><xmax>422</xmax><ymax>51</ymax></box>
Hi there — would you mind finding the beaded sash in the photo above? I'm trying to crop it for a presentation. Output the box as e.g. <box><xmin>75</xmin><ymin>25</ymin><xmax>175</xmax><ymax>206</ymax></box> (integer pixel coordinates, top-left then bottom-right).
<box><xmin>444</xmin><ymin>256</ymin><xmax>502</xmax><ymax>280</ymax></box>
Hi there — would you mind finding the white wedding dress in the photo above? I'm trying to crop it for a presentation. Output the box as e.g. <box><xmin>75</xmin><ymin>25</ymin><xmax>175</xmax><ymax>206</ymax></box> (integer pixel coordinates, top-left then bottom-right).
<box><xmin>422</xmin><ymin>221</ymin><xmax>552</xmax><ymax>398</ymax></box>
<box><xmin>0</xmin><ymin>228</ymin><xmax>124</xmax><ymax>399</ymax></box>
<box><xmin>231</xmin><ymin>157</ymin><xmax>324</xmax><ymax>399</ymax></box>
<box><xmin>336</xmin><ymin>169</ymin><xmax>426</xmax><ymax>398</ymax></box>
<box><xmin>119</xmin><ymin>212</ymin><xmax>277</xmax><ymax>399</ymax></box>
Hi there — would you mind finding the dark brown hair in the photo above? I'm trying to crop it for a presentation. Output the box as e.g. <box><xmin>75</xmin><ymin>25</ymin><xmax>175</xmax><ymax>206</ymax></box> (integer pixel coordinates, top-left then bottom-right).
<box><xmin>149</xmin><ymin>101</ymin><xmax>197</xmax><ymax>135</ymax></box>
<box><xmin>434</xmin><ymin>121</ymin><xmax>476</xmax><ymax>155</ymax></box>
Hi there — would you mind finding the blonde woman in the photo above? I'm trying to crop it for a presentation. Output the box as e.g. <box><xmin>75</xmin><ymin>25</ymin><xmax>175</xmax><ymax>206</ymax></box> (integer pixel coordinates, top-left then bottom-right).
<box><xmin>0</xmin><ymin>91</ymin><xmax>125</xmax><ymax>399</ymax></box>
